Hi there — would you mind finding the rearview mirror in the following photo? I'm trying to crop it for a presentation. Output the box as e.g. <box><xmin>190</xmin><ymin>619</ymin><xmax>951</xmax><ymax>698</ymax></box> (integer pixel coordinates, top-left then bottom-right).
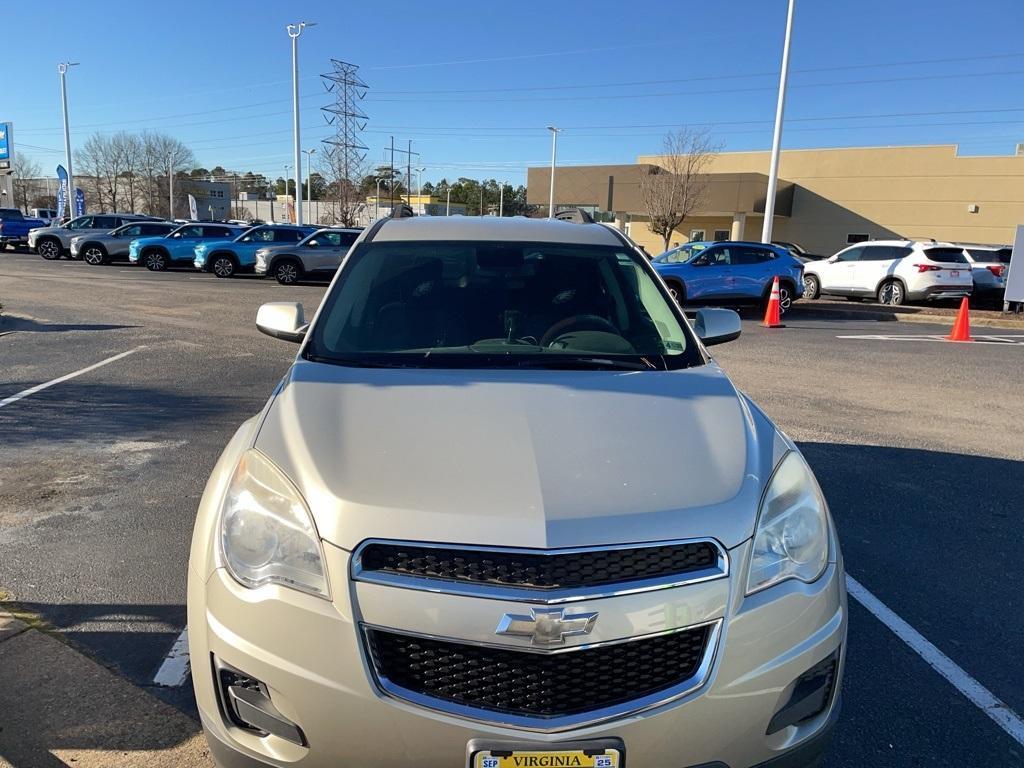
<box><xmin>693</xmin><ymin>308</ymin><xmax>741</xmax><ymax>347</ymax></box>
<box><xmin>256</xmin><ymin>302</ymin><xmax>306</xmax><ymax>343</ymax></box>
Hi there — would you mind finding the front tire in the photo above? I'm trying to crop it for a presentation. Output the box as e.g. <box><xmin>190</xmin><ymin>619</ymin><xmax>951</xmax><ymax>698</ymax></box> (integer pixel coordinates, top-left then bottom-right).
<box><xmin>144</xmin><ymin>250</ymin><xmax>168</xmax><ymax>271</ymax></box>
<box><xmin>273</xmin><ymin>259</ymin><xmax>302</xmax><ymax>285</ymax></box>
<box><xmin>212</xmin><ymin>255</ymin><xmax>236</xmax><ymax>278</ymax></box>
<box><xmin>665</xmin><ymin>279</ymin><xmax>686</xmax><ymax>304</ymax></box>
<box><xmin>802</xmin><ymin>274</ymin><xmax>820</xmax><ymax>300</ymax></box>
<box><xmin>37</xmin><ymin>238</ymin><xmax>62</xmax><ymax>260</ymax></box>
<box><xmin>877</xmin><ymin>280</ymin><xmax>905</xmax><ymax>306</ymax></box>
<box><xmin>82</xmin><ymin>245</ymin><xmax>107</xmax><ymax>265</ymax></box>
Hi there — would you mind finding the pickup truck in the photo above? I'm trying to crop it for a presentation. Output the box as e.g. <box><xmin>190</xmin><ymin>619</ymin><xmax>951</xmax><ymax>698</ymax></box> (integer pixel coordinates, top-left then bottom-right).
<box><xmin>0</xmin><ymin>208</ymin><xmax>47</xmax><ymax>251</ymax></box>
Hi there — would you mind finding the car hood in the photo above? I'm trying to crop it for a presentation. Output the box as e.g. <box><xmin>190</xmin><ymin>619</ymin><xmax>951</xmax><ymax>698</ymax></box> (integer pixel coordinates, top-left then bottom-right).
<box><xmin>254</xmin><ymin>360</ymin><xmax>785</xmax><ymax>551</ymax></box>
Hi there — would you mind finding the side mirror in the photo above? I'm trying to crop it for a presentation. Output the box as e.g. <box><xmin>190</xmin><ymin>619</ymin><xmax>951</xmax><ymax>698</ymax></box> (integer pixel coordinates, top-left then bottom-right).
<box><xmin>827</xmin><ymin>255</ymin><xmax>839</xmax><ymax>263</ymax></box>
<box><xmin>256</xmin><ymin>302</ymin><xmax>306</xmax><ymax>343</ymax></box>
<box><xmin>693</xmin><ymin>308</ymin><xmax>741</xmax><ymax>347</ymax></box>
<box><xmin>306</xmin><ymin>239</ymin><xmax>319</xmax><ymax>248</ymax></box>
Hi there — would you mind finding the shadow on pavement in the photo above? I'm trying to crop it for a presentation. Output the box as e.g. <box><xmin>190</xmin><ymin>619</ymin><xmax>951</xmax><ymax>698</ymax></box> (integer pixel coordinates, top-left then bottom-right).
<box><xmin>0</xmin><ymin>316</ymin><xmax>139</xmax><ymax>333</ymax></box>
<box><xmin>0</xmin><ymin>382</ymin><xmax>222</xmax><ymax>447</ymax></box>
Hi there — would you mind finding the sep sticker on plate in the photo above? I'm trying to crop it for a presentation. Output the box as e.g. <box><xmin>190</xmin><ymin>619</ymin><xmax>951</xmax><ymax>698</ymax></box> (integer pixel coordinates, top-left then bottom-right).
<box><xmin>475</xmin><ymin>750</ymin><xmax>620</xmax><ymax>768</ymax></box>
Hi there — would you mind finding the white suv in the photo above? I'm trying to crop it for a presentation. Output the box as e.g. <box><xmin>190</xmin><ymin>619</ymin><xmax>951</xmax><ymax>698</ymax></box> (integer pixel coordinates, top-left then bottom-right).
<box><xmin>801</xmin><ymin>240</ymin><xmax>973</xmax><ymax>305</ymax></box>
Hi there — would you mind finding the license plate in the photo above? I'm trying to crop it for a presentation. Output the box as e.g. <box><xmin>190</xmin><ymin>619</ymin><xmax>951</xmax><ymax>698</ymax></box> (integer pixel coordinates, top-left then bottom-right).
<box><xmin>474</xmin><ymin>750</ymin><xmax>621</xmax><ymax>768</ymax></box>
<box><xmin>950</xmin><ymin>270</ymin><xmax>960</xmax><ymax>277</ymax></box>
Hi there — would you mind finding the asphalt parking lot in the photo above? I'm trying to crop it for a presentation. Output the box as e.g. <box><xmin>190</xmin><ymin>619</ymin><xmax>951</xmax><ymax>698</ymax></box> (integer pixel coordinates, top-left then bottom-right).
<box><xmin>1</xmin><ymin>251</ymin><xmax>1022</xmax><ymax>767</ymax></box>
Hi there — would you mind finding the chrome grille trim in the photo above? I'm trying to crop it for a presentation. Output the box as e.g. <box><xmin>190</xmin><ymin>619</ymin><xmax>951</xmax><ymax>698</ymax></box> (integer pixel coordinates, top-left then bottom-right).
<box><xmin>361</xmin><ymin>619</ymin><xmax>723</xmax><ymax>732</ymax></box>
<box><xmin>351</xmin><ymin>537</ymin><xmax>729</xmax><ymax>605</ymax></box>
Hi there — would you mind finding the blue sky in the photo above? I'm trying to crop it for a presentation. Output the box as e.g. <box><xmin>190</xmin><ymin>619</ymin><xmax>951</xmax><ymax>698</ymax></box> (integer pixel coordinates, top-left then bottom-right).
<box><xmin>7</xmin><ymin>0</ymin><xmax>1024</xmax><ymax>186</ymax></box>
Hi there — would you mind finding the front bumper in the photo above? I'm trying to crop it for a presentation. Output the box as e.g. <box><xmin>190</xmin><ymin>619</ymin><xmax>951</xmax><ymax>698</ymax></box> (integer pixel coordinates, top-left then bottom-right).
<box><xmin>190</xmin><ymin>540</ymin><xmax>846</xmax><ymax>768</ymax></box>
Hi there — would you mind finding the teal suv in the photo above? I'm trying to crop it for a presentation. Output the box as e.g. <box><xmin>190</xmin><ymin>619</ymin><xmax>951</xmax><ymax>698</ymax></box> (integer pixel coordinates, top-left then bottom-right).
<box><xmin>193</xmin><ymin>224</ymin><xmax>316</xmax><ymax>278</ymax></box>
<box><xmin>129</xmin><ymin>223</ymin><xmax>247</xmax><ymax>271</ymax></box>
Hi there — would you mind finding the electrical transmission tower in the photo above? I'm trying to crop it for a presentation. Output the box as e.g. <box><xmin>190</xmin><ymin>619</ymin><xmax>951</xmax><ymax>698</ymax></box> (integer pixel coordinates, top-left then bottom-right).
<box><xmin>321</xmin><ymin>59</ymin><xmax>368</xmax><ymax>225</ymax></box>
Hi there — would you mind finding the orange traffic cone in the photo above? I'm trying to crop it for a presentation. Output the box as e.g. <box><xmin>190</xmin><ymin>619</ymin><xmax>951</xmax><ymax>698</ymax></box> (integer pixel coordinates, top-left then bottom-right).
<box><xmin>762</xmin><ymin>276</ymin><xmax>784</xmax><ymax>328</ymax></box>
<box><xmin>947</xmin><ymin>296</ymin><xmax>973</xmax><ymax>342</ymax></box>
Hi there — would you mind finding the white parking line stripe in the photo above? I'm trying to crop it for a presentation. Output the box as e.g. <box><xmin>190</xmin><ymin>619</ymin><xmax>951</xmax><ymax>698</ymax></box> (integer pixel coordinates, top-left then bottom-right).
<box><xmin>153</xmin><ymin>628</ymin><xmax>191</xmax><ymax>687</ymax></box>
<box><xmin>846</xmin><ymin>575</ymin><xmax>1024</xmax><ymax>746</ymax></box>
<box><xmin>0</xmin><ymin>347</ymin><xmax>144</xmax><ymax>410</ymax></box>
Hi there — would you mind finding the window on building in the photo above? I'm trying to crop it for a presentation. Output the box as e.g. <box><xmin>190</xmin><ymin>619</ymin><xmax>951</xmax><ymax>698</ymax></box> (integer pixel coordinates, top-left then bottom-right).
<box><xmin>689</xmin><ymin>229</ymin><xmax>706</xmax><ymax>242</ymax></box>
<box><xmin>713</xmin><ymin>229</ymin><xmax>730</xmax><ymax>242</ymax></box>
<box><xmin>846</xmin><ymin>233</ymin><xmax>870</xmax><ymax>244</ymax></box>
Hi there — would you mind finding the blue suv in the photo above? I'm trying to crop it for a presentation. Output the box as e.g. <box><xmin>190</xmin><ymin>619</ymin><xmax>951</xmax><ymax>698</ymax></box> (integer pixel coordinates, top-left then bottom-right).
<box><xmin>652</xmin><ymin>240</ymin><xmax>804</xmax><ymax>312</ymax></box>
<box><xmin>129</xmin><ymin>223</ymin><xmax>248</xmax><ymax>271</ymax></box>
<box><xmin>193</xmin><ymin>224</ymin><xmax>317</xmax><ymax>278</ymax></box>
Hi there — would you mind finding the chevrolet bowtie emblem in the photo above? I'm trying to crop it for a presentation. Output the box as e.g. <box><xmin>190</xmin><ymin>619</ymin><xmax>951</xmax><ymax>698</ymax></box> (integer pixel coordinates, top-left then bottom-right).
<box><xmin>495</xmin><ymin>607</ymin><xmax>598</xmax><ymax>645</ymax></box>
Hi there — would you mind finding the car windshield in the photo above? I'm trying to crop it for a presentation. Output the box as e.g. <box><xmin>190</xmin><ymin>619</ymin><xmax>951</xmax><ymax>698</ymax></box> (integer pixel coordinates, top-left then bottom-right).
<box><xmin>923</xmin><ymin>247</ymin><xmax>968</xmax><ymax>264</ymax></box>
<box><xmin>306</xmin><ymin>240</ymin><xmax>702</xmax><ymax>370</ymax></box>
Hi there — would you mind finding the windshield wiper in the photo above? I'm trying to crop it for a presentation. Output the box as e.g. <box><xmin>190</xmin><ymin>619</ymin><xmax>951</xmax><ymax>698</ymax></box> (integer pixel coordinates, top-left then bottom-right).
<box><xmin>305</xmin><ymin>353</ymin><xmax>419</xmax><ymax>369</ymax></box>
<box><xmin>492</xmin><ymin>356</ymin><xmax>659</xmax><ymax>371</ymax></box>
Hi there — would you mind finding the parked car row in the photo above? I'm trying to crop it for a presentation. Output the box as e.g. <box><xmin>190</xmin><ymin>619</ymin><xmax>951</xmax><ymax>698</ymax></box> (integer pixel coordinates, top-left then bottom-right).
<box><xmin>800</xmin><ymin>240</ymin><xmax>1010</xmax><ymax>306</ymax></box>
<box><xmin>650</xmin><ymin>238</ymin><xmax>1012</xmax><ymax>310</ymax></box>
<box><xmin>14</xmin><ymin>214</ymin><xmax>364</xmax><ymax>285</ymax></box>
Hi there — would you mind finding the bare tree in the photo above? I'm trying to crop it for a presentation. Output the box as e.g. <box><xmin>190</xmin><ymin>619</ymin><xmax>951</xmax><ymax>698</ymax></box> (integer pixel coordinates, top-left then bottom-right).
<box><xmin>639</xmin><ymin>127</ymin><xmax>720</xmax><ymax>251</ymax></box>
<box><xmin>137</xmin><ymin>132</ymin><xmax>193</xmax><ymax>217</ymax></box>
<box><xmin>10</xmin><ymin>152</ymin><xmax>42</xmax><ymax>212</ymax></box>
<box><xmin>114</xmin><ymin>133</ymin><xmax>142</xmax><ymax>212</ymax></box>
<box><xmin>318</xmin><ymin>149</ymin><xmax>369</xmax><ymax>227</ymax></box>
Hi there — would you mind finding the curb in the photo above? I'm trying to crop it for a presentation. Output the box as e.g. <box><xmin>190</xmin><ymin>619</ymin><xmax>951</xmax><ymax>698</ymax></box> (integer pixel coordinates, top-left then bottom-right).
<box><xmin>792</xmin><ymin>303</ymin><xmax>1024</xmax><ymax>330</ymax></box>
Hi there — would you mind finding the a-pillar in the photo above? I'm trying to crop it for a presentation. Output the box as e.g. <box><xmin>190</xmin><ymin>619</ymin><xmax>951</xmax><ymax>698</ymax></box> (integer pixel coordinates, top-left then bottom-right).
<box><xmin>730</xmin><ymin>212</ymin><xmax>747</xmax><ymax>241</ymax></box>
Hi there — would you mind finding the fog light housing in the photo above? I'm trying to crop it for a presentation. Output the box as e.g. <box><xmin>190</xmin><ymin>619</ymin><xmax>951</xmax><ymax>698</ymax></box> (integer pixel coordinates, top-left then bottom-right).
<box><xmin>767</xmin><ymin>649</ymin><xmax>840</xmax><ymax>735</ymax></box>
<box><xmin>215</xmin><ymin>658</ymin><xmax>306</xmax><ymax>746</ymax></box>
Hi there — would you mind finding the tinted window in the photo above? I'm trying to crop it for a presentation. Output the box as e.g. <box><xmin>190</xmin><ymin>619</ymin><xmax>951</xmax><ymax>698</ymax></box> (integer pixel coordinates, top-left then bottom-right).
<box><xmin>699</xmin><ymin>246</ymin><xmax>732</xmax><ymax>266</ymax></box>
<box><xmin>117</xmin><ymin>225</ymin><xmax>144</xmax><ymax>237</ymax></box>
<box><xmin>968</xmin><ymin>248</ymin><xmax>1012</xmax><ymax>264</ymax></box>
<box><xmin>318</xmin><ymin>232</ymin><xmax>343</xmax><ymax>247</ymax></box>
<box><xmin>861</xmin><ymin>245</ymin><xmax>906</xmax><ymax>262</ymax></box>
<box><xmin>202</xmin><ymin>226</ymin><xmax>233</xmax><ymax>238</ymax></box>
<box><xmin>308</xmin><ymin>241</ymin><xmax>700</xmax><ymax>370</ymax></box>
<box><xmin>836</xmin><ymin>246</ymin><xmax>864</xmax><ymax>262</ymax></box>
<box><xmin>732</xmin><ymin>246</ymin><xmax>772</xmax><ymax>265</ymax></box>
<box><xmin>66</xmin><ymin>217</ymin><xmax>93</xmax><ymax>230</ymax></box>
<box><xmin>923</xmin><ymin>247</ymin><xmax>968</xmax><ymax>264</ymax></box>
<box><xmin>273</xmin><ymin>229</ymin><xmax>305</xmax><ymax>243</ymax></box>
<box><xmin>241</xmin><ymin>228</ymin><xmax>275</xmax><ymax>243</ymax></box>
<box><xmin>93</xmin><ymin>216</ymin><xmax>118</xmax><ymax>230</ymax></box>
<box><xmin>339</xmin><ymin>232</ymin><xmax>359</xmax><ymax>247</ymax></box>
<box><xmin>0</xmin><ymin>209</ymin><xmax>22</xmax><ymax>221</ymax></box>
<box><xmin>713</xmin><ymin>229</ymin><xmax>729</xmax><ymax>242</ymax></box>
<box><xmin>141</xmin><ymin>223</ymin><xmax>174</xmax><ymax>235</ymax></box>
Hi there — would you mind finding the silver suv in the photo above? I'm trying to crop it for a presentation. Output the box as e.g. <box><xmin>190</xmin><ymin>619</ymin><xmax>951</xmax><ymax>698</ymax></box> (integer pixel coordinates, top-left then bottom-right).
<box><xmin>188</xmin><ymin>216</ymin><xmax>846</xmax><ymax>768</ymax></box>
<box><xmin>70</xmin><ymin>220</ymin><xmax>177</xmax><ymax>265</ymax></box>
<box><xmin>28</xmin><ymin>214</ymin><xmax>156</xmax><ymax>260</ymax></box>
<box><xmin>254</xmin><ymin>227</ymin><xmax>362</xmax><ymax>284</ymax></box>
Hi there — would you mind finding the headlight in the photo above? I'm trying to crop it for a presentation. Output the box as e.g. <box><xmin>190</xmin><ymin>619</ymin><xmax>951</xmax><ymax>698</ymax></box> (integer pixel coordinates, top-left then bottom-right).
<box><xmin>219</xmin><ymin>450</ymin><xmax>328</xmax><ymax>598</ymax></box>
<box><xmin>746</xmin><ymin>450</ymin><xmax>829</xmax><ymax>595</ymax></box>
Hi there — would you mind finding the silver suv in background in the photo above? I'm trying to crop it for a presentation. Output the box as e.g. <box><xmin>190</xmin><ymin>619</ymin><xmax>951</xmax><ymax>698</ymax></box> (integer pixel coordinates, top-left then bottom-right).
<box><xmin>189</xmin><ymin>216</ymin><xmax>846</xmax><ymax>768</ymax></box>
<box><xmin>254</xmin><ymin>227</ymin><xmax>362</xmax><ymax>284</ymax></box>
<box><xmin>959</xmin><ymin>244</ymin><xmax>1012</xmax><ymax>307</ymax></box>
<box><xmin>28</xmin><ymin>214</ymin><xmax>158</xmax><ymax>260</ymax></box>
<box><xmin>70</xmin><ymin>220</ymin><xmax>178</xmax><ymax>265</ymax></box>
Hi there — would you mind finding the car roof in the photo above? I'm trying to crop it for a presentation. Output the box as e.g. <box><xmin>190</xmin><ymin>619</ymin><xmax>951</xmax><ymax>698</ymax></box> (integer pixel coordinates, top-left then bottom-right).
<box><xmin>846</xmin><ymin>239</ymin><xmax>959</xmax><ymax>248</ymax></box>
<box><xmin>369</xmin><ymin>215</ymin><xmax>624</xmax><ymax>246</ymax></box>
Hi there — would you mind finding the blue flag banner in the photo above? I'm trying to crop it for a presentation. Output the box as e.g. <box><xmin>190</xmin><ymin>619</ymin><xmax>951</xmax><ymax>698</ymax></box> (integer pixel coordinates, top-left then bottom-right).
<box><xmin>56</xmin><ymin>165</ymin><xmax>69</xmax><ymax>219</ymax></box>
<box><xmin>74</xmin><ymin>187</ymin><xmax>85</xmax><ymax>217</ymax></box>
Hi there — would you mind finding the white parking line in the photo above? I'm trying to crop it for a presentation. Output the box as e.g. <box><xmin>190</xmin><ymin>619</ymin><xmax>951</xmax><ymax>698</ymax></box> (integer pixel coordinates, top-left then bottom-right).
<box><xmin>837</xmin><ymin>333</ymin><xmax>1024</xmax><ymax>345</ymax></box>
<box><xmin>0</xmin><ymin>347</ymin><xmax>144</xmax><ymax>410</ymax></box>
<box><xmin>846</xmin><ymin>575</ymin><xmax>1024</xmax><ymax>746</ymax></box>
<box><xmin>153</xmin><ymin>628</ymin><xmax>191</xmax><ymax>687</ymax></box>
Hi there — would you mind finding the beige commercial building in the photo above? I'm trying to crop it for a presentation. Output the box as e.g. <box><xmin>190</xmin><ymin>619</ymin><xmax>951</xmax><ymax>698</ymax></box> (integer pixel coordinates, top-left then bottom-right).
<box><xmin>527</xmin><ymin>144</ymin><xmax>1024</xmax><ymax>255</ymax></box>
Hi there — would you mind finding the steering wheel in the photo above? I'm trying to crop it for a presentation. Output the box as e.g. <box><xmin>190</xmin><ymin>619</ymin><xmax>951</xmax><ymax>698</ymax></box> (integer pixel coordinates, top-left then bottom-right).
<box><xmin>540</xmin><ymin>314</ymin><xmax>620</xmax><ymax>347</ymax></box>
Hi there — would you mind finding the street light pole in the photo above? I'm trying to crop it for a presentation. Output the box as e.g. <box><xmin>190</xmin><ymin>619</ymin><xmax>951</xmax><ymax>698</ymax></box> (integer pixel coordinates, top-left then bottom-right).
<box><xmin>376</xmin><ymin>177</ymin><xmax>386</xmax><ymax>219</ymax></box>
<box><xmin>446</xmin><ymin>184</ymin><xmax>452</xmax><ymax>216</ymax></box>
<box><xmin>167</xmin><ymin>154</ymin><xmax>174</xmax><ymax>218</ymax></box>
<box><xmin>499</xmin><ymin>182</ymin><xmax>504</xmax><ymax>218</ymax></box>
<box><xmin>287</xmin><ymin>21</ymin><xmax>315</xmax><ymax>226</ymax></box>
<box><xmin>58</xmin><ymin>62</ymin><xmax>79</xmax><ymax>215</ymax></box>
<box><xmin>303</xmin><ymin>148</ymin><xmax>316</xmax><ymax>213</ymax></box>
<box><xmin>546</xmin><ymin>126</ymin><xmax>560</xmax><ymax>219</ymax></box>
<box><xmin>761</xmin><ymin>0</ymin><xmax>795</xmax><ymax>244</ymax></box>
<box><xmin>283</xmin><ymin>165</ymin><xmax>291</xmax><ymax>221</ymax></box>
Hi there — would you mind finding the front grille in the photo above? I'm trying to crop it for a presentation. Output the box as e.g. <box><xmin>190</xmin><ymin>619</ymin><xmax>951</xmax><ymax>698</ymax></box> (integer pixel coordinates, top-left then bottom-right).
<box><xmin>366</xmin><ymin>624</ymin><xmax>711</xmax><ymax>719</ymax></box>
<box><xmin>357</xmin><ymin>541</ymin><xmax>719</xmax><ymax>591</ymax></box>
